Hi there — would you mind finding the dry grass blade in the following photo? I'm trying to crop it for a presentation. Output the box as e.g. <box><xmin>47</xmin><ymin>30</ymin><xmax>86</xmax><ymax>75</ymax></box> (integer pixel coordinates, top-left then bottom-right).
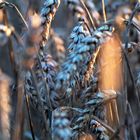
<box><xmin>101</xmin><ymin>0</ymin><xmax>107</xmax><ymax>22</ymax></box>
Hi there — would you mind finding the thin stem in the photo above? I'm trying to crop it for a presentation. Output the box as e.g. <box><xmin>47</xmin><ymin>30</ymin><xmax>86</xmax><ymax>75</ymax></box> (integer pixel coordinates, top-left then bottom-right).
<box><xmin>84</xmin><ymin>20</ymin><xmax>92</xmax><ymax>35</ymax></box>
<box><xmin>102</xmin><ymin>0</ymin><xmax>107</xmax><ymax>22</ymax></box>
<box><xmin>0</xmin><ymin>1</ymin><xmax>28</xmax><ymax>29</ymax></box>
<box><xmin>127</xmin><ymin>102</ymin><xmax>138</xmax><ymax>140</ymax></box>
<box><xmin>9</xmin><ymin>2</ymin><xmax>28</xmax><ymax>29</ymax></box>
<box><xmin>25</xmin><ymin>94</ymin><xmax>36</xmax><ymax>140</ymax></box>
<box><xmin>79</xmin><ymin>0</ymin><xmax>96</xmax><ymax>30</ymax></box>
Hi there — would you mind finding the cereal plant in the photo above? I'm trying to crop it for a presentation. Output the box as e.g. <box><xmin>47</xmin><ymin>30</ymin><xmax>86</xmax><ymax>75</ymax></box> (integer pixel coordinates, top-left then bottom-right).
<box><xmin>0</xmin><ymin>0</ymin><xmax>140</xmax><ymax>140</ymax></box>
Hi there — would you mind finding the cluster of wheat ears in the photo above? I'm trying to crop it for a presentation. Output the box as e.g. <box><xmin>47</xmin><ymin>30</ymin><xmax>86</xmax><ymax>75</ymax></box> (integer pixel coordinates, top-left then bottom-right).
<box><xmin>0</xmin><ymin>0</ymin><xmax>140</xmax><ymax>140</ymax></box>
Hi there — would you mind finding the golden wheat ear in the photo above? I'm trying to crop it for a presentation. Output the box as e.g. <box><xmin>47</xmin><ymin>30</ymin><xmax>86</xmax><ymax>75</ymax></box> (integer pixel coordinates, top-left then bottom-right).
<box><xmin>40</xmin><ymin>0</ymin><xmax>61</xmax><ymax>48</ymax></box>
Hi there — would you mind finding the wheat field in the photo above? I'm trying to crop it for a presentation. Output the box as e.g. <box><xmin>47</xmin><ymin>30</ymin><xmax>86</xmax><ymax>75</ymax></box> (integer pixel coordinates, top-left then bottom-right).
<box><xmin>0</xmin><ymin>0</ymin><xmax>140</xmax><ymax>140</ymax></box>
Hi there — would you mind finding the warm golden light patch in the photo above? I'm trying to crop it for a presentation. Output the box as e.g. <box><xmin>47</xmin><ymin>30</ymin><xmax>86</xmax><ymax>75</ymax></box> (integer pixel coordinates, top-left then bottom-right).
<box><xmin>0</xmin><ymin>10</ymin><xmax>3</xmax><ymax>22</ymax></box>
<box><xmin>99</xmin><ymin>34</ymin><xmax>122</xmax><ymax>92</ymax></box>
